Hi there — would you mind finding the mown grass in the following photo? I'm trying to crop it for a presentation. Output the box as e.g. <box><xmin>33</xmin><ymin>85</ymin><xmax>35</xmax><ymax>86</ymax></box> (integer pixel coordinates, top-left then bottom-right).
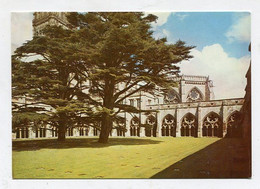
<box><xmin>13</xmin><ymin>137</ymin><xmax>220</xmax><ymax>178</ymax></box>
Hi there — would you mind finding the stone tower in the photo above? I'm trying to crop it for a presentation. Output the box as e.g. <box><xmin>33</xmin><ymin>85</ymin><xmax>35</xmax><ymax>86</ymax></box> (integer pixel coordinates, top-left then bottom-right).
<box><xmin>32</xmin><ymin>12</ymin><xmax>71</xmax><ymax>36</ymax></box>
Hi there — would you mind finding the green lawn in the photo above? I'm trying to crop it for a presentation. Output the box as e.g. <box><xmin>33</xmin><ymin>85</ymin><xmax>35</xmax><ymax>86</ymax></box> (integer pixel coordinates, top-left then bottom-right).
<box><xmin>13</xmin><ymin>137</ymin><xmax>221</xmax><ymax>178</ymax></box>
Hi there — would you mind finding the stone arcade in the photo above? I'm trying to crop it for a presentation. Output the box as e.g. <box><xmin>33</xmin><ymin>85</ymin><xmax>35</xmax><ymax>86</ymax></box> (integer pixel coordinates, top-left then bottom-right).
<box><xmin>12</xmin><ymin>12</ymin><xmax>244</xmax><ymax>139</ymax></box>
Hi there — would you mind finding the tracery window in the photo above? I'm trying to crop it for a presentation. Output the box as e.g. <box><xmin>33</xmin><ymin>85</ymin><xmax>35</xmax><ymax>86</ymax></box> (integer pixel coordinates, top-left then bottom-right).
<box><xmin>186</xmin><ymin>88</ymin><xmax>203</xmax><ymax>102</ymax></box>
<box><xmin>202</xmin><ymin>112</ymin><xmax>222</xmax><ymax>137</ymax></box>
<box><xmin>161</xmin><ymin>114</ymin><xmax>176</xmax><ymax>137</ymax></box>
<box><xmin>164</xmin><ymin>89</ymin><xmax>180</xmax><ymax>104</ymax></box>
<box><xmin>116</xmin><ymin>119</ymin><xmax>125</xmax><ymax>136</ymax></box>
<box><xmin>145</xmin><ymin>115</ymin><xmax>156</xmax><ymax>137</ymax></box>
<box><xmin>181</xmin><ymin>113</ymin><xmax>197</xmax><ymax>137</ymax></box>
<box><xmin>226</xmin><ymin>111</ymin><xmax>242</xmax><ymax>137</ymax></box>
<box><xmin>130</xmin><ymin>117</ymin><xmax>140</xmax><ymax>136</ymax></box>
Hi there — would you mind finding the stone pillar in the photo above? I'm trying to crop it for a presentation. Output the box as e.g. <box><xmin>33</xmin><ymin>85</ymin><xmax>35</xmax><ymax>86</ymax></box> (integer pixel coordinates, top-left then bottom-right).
<box><xmin>139</xmin><ymin>127</ymin><xmax>145</xmax><ymax>137</ymax></box>
<box><xmin>19</xmin><ymin>128</ymin><xmax>22</xmax><ymax>138</ymax></box>
<box><xmin>29</xmin><ymin>127</ymin><xmax>35</xmax><ymax>139</ymax></box>
<box><xmin>46</xmin><ymin>126</ymin><xmax>52</xmax><ymax>138</ymax></box>
<box><xmin>176</xmin><ymin>108</ymin><xmax>181</xmax><ymax>137</ymax></box>
<box><xmin>157</xmin><ymin>111</ymin><xmax>162</xmax><ymax>137</ymax></box>
<box><xmin>74</xmin><ymin>128</ymin><xmax>79</xmax><ymax>137</ymax></box>
<box><xmin>180</xmin><ymin>80</ymin><xmax>186</xmax><ymax>102</ymax></box>
<box><xmin>88</xmin><ymin>127</ymin><xmax>94</xmax><ymax>136</ymax></box>
<box><xmin>139</xmin><ymin>113</ymin><xmax>146</xmax><ymax>137</ymax></box>
<box><xmin>197</xmin><ymin>106</ymin><xmax>203</xmax><ymax>137</ymax></box>
<box><xmin>125</xmin><ymin>117</ymin><xmax>131</xmax><ymax>137</ymax></box>
<box><xmin>112</xmin><ymin>129</ymin><xmax>117</xmax><ymax>137</ymax></box>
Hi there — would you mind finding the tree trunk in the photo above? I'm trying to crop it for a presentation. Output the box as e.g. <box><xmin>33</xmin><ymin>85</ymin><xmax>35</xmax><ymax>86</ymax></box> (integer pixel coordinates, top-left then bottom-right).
<box><xmin>98</xmin><ymin>115</ymin><xmax>113</xmax><ymax>143</ymax></box>
<box><xmin>57</xmin><ymin>119</ymin><xmax>66</xmax><ymax>141</ymax></box>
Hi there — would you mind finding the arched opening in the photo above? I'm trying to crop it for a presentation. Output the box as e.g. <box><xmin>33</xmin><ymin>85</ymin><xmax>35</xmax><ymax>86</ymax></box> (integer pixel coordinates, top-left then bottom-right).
<box><xmin>93</xmin><ymin>127</ymin><xmax>99</xmax><ymax>136</ymax></box>
<box><xmin>52</xmin><ymin>127</ymin><xmax>58</xmax><ymax>137</ymax></box>
<box><xmin>208</xmin><ymin>126</ymin><xmax>212</xmax><ymax>136</ymax></box>
<box><xmin>116</xmin><ymin>120</ymin><xmax>126</xmax><ymax>137</ymax></box>
<box><xmin>161</xmin><ymin>114</ymin><xmax>176</xmax><ymax>137</ymax></box>
<box><xmin>185</xmin><ymin>127</ymin><xmax>189</xmax><ymax>136</ymax></box>
<box><xmin>181</xmin><ymin>113</ymin><xmax>197</xmax><ymax>137</ymax></box>
<box><xmin>181</xmin><ymin>127</ymin><xmax>185</xmax><ymax>136</ymax></box>
<box><xmin>202</xmin><ymin>126</ymin><xmax>207</xmax><ymax>136</ymax></box>
<box><xmin>191</xmin><ymin>126</ymin><xmax>195</xmax><ymax>137</ymax></box>
<box><xmin>202</xmin><ymin>112</ymin><xmax>222</xmax><ymax>137</ymax></box>
<box><xmin>226</xmin><ymin>111</ymin><xmax>242</xmax><ymax>138</ymax></box>
<box><xmin>67</xmin><ymin>128</ymin><xmax>73</xmax><ymax>136</ymax></box>
<box><xmin>130</xmin><ymin>117</ymin><xmax>140</xmax><ymax>137</ymax></box>
<box><xmin>145</xmin><ymin>115</ymin><xmax>156</xmax><ymax>137</ymax></box>
<box><xmin>162</xmin><ymin>127</ymin><xmax>166</xmax><ymax>136</ymax></box>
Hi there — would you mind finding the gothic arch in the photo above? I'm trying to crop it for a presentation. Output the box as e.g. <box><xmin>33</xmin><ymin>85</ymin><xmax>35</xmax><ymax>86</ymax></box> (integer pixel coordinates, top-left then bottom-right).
<box><xmin>181</xmin><ymin>113</ymin><xmax>197</xmax><ymax>137</ymax></box>
<box><xmin>164</xmin><ymin>89</ymin><xmax>181</xmax><ymax>104</ymax></box>
<box><xmin>226</xmin><ymin>111</ymin><xmax>242</xmax><ymax>138</ymax></box>
<box><xmin>130</xmin><ymin>116</ymin><xmax>140</xmax><ymax>137</ymax></box>
<box><xmin>186</xmin><ymin>87</ymin><xmax>204</xmax><ymax>102</ymax></box>
<box><xmin>115</xmin><ymin>119</ymin><xmax>126</xmax><ymax>137</ymax></box>
<box><xmin>161</xmin><ymin>114</ymin><xmax>176</xmax><ymax>137</ymax></box>
<box><xmin>145</xmin><ymin>115</ymin><xmax>157</xmax><ymax>137</ymax></box>
<box><xmin>202</xmin><ymin>112</ymin><xmax>222</xmax><ymax>137</ymax></box>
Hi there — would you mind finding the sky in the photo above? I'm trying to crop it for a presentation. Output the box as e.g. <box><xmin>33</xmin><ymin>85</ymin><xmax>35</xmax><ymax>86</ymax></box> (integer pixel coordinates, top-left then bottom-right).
<box><xmin>11</xmin><ymin>12</ymin><xmax>251</xmax><ymax>100</ymax></box>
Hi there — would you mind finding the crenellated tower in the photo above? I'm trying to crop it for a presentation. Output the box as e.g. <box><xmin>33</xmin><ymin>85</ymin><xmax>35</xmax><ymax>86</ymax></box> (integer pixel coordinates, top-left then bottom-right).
<box><xmin>32</xmin><ymin>12</ymin><xmax>72</xmax><ymax>36</ymax></box>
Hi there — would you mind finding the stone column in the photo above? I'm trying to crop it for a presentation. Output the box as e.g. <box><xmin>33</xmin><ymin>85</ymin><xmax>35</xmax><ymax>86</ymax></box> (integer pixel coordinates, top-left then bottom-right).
<box><xmin>197</xmin><ymin>107</ymin><xmax>203</xmax><ymax>137</ymax></box>
<box><xmin>176</xmin><ymin>108</ymin><xmax>181</xmax><ymax>137</ymax></box>
<box><xmin>74</xmin><ymin>128</ymin><xmax>79</xmax><ymax>137</ymax></box>
<box><xmin>139</xmin><ymin>113</ymin><xmax>145</xmax><ymax>137</ymax></box>
<box><xmin>157</xmin><ymin>111</ymin><xmax>162</xmax><ymax>137</ymax></box>
<box><xmin>139</xmin><ymin>127</ymin><xmax>145</xmax><ymax>137</ymax></box>
<box><xmin>112</xmin><ymin>129</ymin><xmax>117</xmax><ymax>137</ymax></box>
<box><xmin>46</xmin><ymin>126</ymin><xmax>52</xmax><ymax>138</ymax></box>
<box><xmin>125</xmin><ymin>117</ymin><xmax>131</xmax><ymax>137</ymax></box>
<box><xmin>180</xmin><ymin>80</ymin><xmax>186</xmax><ymax>102</ymax></box>
<box><xmin>19</xmin><ymin>128</ymin><xmax>22</xmax><ymax>139</ymax></box>
<box><xmin>88</xmin><ymin>127</ymin><xmax>94</xmax><ymax>136</ymax></box>
<box><xmin>29</xmin><ymin>127</ymin><xmax>35</xmax><ymax>139</ymax></box>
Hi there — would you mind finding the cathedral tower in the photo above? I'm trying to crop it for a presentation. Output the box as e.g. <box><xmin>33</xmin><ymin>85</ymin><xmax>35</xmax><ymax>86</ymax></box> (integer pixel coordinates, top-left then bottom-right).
<box><xmin>32</xmin><ymin>12</ymin><xmax>72</xmax><ymax>36</ymax></box>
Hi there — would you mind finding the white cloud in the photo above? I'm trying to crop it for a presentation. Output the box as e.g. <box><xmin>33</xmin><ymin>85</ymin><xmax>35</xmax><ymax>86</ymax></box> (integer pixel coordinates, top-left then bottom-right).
<box><xmin>180</xmin><ymin>44</ymin><xmax>250</xmax><ymax>99</ymax></box>
<box><xmin>176</xmin><ymin>13</ymin><xmax>188</xmax><ymax>21</ymax></box>
<box><xmin>225</xmin><ymin>14</ymin><xmax>251</xmax><ymax>43</ymax></box>
<box><xmin>11</xmin><ymin>12</ymin><xmax>33</xmax><ymax>54</ymax></box>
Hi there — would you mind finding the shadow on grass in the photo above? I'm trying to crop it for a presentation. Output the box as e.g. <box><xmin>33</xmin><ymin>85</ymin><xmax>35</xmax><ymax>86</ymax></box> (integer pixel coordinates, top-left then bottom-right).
<box><xmin>12</xmin><ymin>137</ymin><xmax>163</xmax><ymax>152</ymax></box>
<box><xmin>151</xmin><ymin>138</ymin><xmax>251</xmax><ymax>178</ymax></box>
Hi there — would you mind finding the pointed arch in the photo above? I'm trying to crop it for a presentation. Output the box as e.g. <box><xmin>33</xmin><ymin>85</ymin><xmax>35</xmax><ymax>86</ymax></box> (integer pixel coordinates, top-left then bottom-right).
<box><xmin>161</xmin><ymin>114</ymin><xmax>176</xmax><ymax>137</ymax></box>
<box><xmin>181</xmin><ymin>113</ymin><xmax>197</xmax><ymax>137</ymax></box>
<box><xmin>130</xmin><ymin>116</ymin><xmax>140</xmax><ymax>137</ymax></box>
<box><xmin>186</xmin><ymin>87</ymin><xmax>204</xmax><ymax>102</ymax></box>
<box><xmin>164</xmin><ymin>89</ymin><xmax>181</xmax><ymax>104</ymax></box>
<box><xmin>226</xmin><ymin>111</ymin><xmax>242</xmax><ymax>138</ymax></box>
<box><xmin>202</xmin><ymin>111</ymin><xmax>222</xmax><ymax>137</ymax></box>
<box><xmin>145</xmin><ymin>115</ymin><xmax>157</xmax><ymax>137</ymax></box>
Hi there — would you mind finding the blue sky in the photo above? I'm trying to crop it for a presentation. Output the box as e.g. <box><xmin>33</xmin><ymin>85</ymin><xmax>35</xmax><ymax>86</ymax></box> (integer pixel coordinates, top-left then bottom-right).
<box><xmin>148</xmin><ymin>12</ymin><xmax>250</xmax><ymax>99</ymax></box>
<box><xmin>11</xmin><ymin>12</ymin><xmax>251</xmax><ymax>99</ymax></box>
<box><xmin>152</xmin><ymin>12</ymin><xmax>250</xmax><ymax>58</ymax></box>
